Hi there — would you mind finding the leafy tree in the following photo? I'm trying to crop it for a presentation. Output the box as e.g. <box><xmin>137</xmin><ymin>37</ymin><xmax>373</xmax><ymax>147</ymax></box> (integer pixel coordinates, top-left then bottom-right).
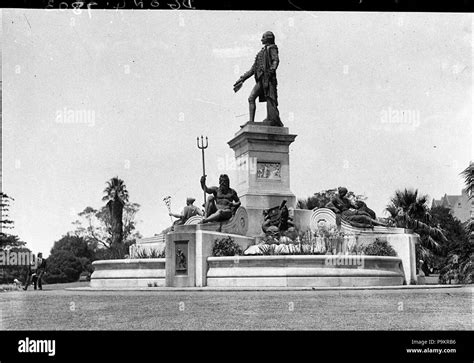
<box><xmin>0</xmin><ymin>193</ymin><xmax>25</xmax><ymax>249</ymax></box>
<box><xmin>50</xmin><ymin>234</ymin><xmax>92</xmax><ymax>257</ymax></box>
<box><xmin>386</xmin><ymin>189</ymin><xmax>447</xmax><ymax>265</ymax></box>
<box><xmin>430</xmin><ymin>206</ymin><xmax>469</xmax><ymax>259</ymax></box>
<box><xmin>45</xmin><ymin>234</ymin><xmax>94</xmax><ymax>283</ymax></box>
<box><xmin>71</xmin><ymin>203</ymin><xmax>141</xmax><ymax>259</ymax></box>
<box><xmin>0</xmin><ymin>193</ymin><xmax>30</xmax><ymax>283</ymax></box>
<box><xmin>45</xmin><ymin>250</ymin><xmax>84</xmax><ymax>283</ymax></box>
<box><xmin>1</xmin><ymin>193</ymin><xmax>14</xmax><ymax>233</ymax></box>
<box><xmin>437</xmin><ymin>162</ymin><xmax>474</xmax><ymax>284</ymax></box>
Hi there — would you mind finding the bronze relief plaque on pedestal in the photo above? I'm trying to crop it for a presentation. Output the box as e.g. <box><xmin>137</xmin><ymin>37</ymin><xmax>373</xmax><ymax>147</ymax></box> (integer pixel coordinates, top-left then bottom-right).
<box><xmin>257</xmin><ymin>162</ymin><xmax>281</xmax><ymax>180</ymax></box>
<box><xmin>175</xmin><ymin>241</ymin><xmax>188</xmax><ymax>275</ymax></box>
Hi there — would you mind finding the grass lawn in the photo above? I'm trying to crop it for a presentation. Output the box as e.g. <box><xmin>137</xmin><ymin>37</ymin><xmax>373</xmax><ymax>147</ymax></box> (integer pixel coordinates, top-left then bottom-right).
<box><xmin>0</xmin><ymin>283</ymin><xmax>471</xmax><ymax>330</ymax></box>
<box><xmin>0</xmin><ymin>281</ymin><xmax>90</xmax><ymax>292</ymax></box>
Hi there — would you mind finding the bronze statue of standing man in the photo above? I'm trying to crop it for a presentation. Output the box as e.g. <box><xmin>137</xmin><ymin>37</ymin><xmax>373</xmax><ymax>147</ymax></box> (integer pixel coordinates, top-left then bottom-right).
<box><xmin>233</xmin><ymin>31</ymin><xmax>283</xmax><ymax>127</ymax></box>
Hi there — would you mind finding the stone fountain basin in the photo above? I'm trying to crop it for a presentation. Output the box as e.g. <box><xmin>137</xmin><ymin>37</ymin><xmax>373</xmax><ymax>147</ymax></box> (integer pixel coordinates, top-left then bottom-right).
<box><xmin>90</xmin><ymin>258</ymin><xmax>166</xmax><ymax>288</ymax></box>
<box><xmin>206</xmin><ymin>255</ymin><xmax>405</xmax><ymax>287</ymax></box>
<box><xmin>90</xmin><ymin>255</ymin><xmax>405</xmax><ymax>288</ymax></box>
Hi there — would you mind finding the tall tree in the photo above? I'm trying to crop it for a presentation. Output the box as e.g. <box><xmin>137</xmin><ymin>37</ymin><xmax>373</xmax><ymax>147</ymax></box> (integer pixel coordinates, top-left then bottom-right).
<box><xmin>0</xmin><ymin>193</ymin><xmax>30</xmax><ymax>283</ymax></box>
<box><xmin>460</xmin><ymin>162</ymin><xmax>473</xmax><ymax>196</ymax></box>
<box><xmin>0</xmin><ymin>193</ymin><xmax>25</xmax><ymax>248</ymax></box>
<box><xmin>437</xmin><ymin>162</ymin><xmax>474</xmax><ymax>284</ymax></box>
<box><xmin>430</xmin><ymin>206</ymin><xmax>469</xmax><ymax>259</ymax></box>
<box><xmin>0</xmin><ymin>193</ymin><xmax>14</xmax><ymax>233</ymax></box>
<box><xmin>102</xmin><ymin>177</ymin><xmax>129</xmax><ymax>248</ymax></box>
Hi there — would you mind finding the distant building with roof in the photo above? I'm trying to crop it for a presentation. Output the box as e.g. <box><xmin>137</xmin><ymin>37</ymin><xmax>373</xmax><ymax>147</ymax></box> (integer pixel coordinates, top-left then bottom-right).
<box><xmin>431</xmin><ymin>188</ymin><xmax>472</xmax><ymax>223</ymax></box>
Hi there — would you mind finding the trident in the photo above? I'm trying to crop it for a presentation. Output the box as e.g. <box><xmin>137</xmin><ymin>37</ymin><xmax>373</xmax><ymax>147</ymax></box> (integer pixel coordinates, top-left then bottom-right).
<box><xmin>197</xmin><ymin>135</ymin><xmax>208</xmax><ymax>206</ymax></box>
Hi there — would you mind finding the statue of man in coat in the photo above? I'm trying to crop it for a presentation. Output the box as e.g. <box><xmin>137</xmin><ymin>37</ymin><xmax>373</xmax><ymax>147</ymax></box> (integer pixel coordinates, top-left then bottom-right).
<box><xmin>233</xmin><ymin>31</ymin><xmax>283</xmax><ymax>127</ymax></box>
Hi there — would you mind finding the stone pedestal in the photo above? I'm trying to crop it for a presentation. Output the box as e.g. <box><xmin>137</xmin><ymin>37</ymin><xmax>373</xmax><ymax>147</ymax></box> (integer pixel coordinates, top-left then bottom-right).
<box><xmin>228</xmin><ymin>123</ymin><xmax>297</xmax><ymax>210</ymax></box>
<box><xmin>165</xmin><ymin>224</ymin><xmax>254</xmax><ymax>287</ymax></box>
<box><xmin>228</xmin><ymin>123</ymin><xmax>297</xmax><ymax>236</ymax></box>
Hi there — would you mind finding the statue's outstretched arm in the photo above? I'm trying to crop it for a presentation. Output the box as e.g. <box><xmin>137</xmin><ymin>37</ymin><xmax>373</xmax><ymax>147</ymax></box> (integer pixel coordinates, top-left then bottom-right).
<box><xmin>239</xmin><ymin>57</ymin><xmax>256</xmax><ymax>82</ymax></box>
<box><xmin>200</xmin><ymin>175</ymin><xmax>216</xmax><ymax>194</ymax></box>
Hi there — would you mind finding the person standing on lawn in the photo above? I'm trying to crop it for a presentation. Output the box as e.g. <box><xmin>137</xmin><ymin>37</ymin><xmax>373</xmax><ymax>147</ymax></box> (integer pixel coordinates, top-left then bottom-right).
<box><xmin>23</xmin><ymin>253</ymin><xmax>46</xmax><ymax>291</ymax></box>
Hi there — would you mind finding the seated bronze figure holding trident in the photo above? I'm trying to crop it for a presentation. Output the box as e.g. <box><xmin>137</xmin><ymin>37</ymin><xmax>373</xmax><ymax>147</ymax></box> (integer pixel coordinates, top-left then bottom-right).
<box><xmin>233</xmin><ymin>31</ymin><xmax>283</xmax><ymax>128</ymax></box>
<box><xmin>200</xmin><ymin>174</ymin><xmax>241</xmax><ymax>223</ymax></box>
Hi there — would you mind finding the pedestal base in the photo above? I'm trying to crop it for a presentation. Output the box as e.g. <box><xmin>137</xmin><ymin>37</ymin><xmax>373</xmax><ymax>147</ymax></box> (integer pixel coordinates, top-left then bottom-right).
<box><xmin>165</xmin><ymin>226</ymin><xmax>255</xmax><ymax>287</ymax></box>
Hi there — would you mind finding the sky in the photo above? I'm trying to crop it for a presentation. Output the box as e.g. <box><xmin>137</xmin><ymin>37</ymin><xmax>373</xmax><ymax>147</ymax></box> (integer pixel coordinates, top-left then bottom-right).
<box><xmin>2</xmin><ymin>10</ymin><xmax>472</xmax><ymax>256</ymax></box>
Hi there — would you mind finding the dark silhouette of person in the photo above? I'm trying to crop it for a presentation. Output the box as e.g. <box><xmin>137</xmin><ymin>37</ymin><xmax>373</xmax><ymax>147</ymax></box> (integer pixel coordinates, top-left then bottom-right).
<box><xmin>23</xmin><ymin>253</ymin><xmax>46</xmax><ymax>291</ymax></box>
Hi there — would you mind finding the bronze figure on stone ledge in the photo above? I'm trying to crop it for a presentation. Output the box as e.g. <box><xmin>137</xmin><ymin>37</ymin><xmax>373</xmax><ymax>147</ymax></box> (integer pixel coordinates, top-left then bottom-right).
<box><xmin>200</xmin><ymin>174</ymin><xmax>241</xmax><ymax>223</ymax></box>
<box><xmin>233</xmin><ymin>31</ymin><xmax>283</xmax><ymax>128</ymax></box>
<box><xmin>169</xmin><ymin>197</ymin><xmax>203</xmax><ymax>228</ymax></box>
<box><xmin>325</xmin><ymin>187</ymin><xmax>386</xmax><ymax>228</ymax></box>
<box><xmin>262</xmin><ymin>199</ymin><xmax>294</xmax><ymax>236</ymax></box>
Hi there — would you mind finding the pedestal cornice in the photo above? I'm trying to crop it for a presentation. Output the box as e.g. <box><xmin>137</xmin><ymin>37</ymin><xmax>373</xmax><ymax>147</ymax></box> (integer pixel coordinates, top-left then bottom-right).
<box><xmin>228</xmin><ymin>123</ymin><xmax>297</xmax><ymax>151</ymax></box>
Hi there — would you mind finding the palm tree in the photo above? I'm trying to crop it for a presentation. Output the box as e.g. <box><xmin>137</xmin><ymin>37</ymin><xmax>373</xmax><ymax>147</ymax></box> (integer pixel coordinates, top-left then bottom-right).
<box><xmin>102</xmin><ymin>177</ymin><xmax>129</xmax><ymax>248</ymax></box>
<box><xmin>386</xmin><ymin>188</ymin><xmax>447</xmax><ymax>264</ymax></box>
<box><xmin>460</xmin><ymin>162</ymin><xmax>473</xmax><ymax>195</ymax></box>
<box><xmin>460</xmin><ymin>162</ymin><xmax>473</xmax><ymax>236</ymax></box>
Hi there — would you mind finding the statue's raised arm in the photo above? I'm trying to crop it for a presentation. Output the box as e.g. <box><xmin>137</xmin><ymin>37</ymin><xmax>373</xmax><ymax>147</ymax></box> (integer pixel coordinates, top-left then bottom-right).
<box><xmin>201</xmin><ymin>174</ymin><xmax>240</xmax><ymax>224</ymax></box>
<box><xmin>200</xmin><ymin>175</ymin><xmax>217</xmax><ymax>195</ymax></box>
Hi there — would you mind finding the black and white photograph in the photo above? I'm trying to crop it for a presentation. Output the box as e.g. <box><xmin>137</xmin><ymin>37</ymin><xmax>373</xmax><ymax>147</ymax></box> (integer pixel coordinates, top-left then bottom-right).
<box><xmin>0</xmin><ymin>3</ymin><xmax>472</xmax><ymax>361</ymax></box>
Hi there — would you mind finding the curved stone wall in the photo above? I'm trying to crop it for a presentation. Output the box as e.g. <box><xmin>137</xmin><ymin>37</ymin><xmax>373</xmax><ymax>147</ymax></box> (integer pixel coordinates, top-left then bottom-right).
<box><xmin>90</xmin><ymin>258</ymin><xmax>166</xmax><ymax>288</ymax></box>
<box><xmin>207</xmin><ymin>255</ymin><xmax>405</xmax><ymax>287</ymax></box>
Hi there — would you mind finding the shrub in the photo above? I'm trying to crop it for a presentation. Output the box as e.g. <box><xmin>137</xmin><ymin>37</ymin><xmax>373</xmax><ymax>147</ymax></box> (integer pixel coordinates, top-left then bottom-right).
<box><xmin>362</xmin><ymin>239</ymin><xmax>397</xmax><ymax>257</ymax></box>
<box><xmin>45</xmin><ymin>250</ymin><xmax>84</xmax><ymax>283</ymax></box>
<box><xmin>45</xmin><ymin>235</ymin><xmax>95</xmax><ymax>283</ymax></box>
<box><xmin>212</xmin><ymin>236</ymin><xmax>243</xmax><ymax>257</ymax></box>
<box><xmin>439</xmin><ymin>256</ymin><xmax>473</xmax><ymax>284</ymax></box>
<box><xmin>258</xmin><ymin>244</ymin><xmax>277</xmax><ymax>255</ymax></box>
